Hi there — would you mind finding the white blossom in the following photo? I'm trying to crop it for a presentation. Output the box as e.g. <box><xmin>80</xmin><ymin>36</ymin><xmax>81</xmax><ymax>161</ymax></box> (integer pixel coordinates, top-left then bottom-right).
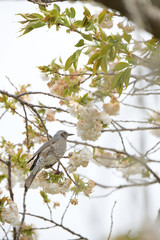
<box><xmin>68</xmin><ymin>100</ymin><xmax>84</xmax><ymax>117</ymax></box>
<box><xmin>67</xmin><ymin>147</ymin><xmax>92</xmax><ymax>173</ymax></box>
<box><xmin>118</xmin><ymin>163</ymin><xmax>145</xmax><ymax>180</ymax></box>
<box><xmin>69</xmin><ymin>100</ymin><xmax>112</xmax><ymax>141</ymax></box>
<box><xmin>42</xmin><ymin>179</ymin><xmax>71</xmax><ymax>195</ymax></box>
<box><xmin>1</xmin><ymin>199</ymin><xmax>20</xmax><ymax>228</ymax></box>
<box><xmin>41</xmin><ymin>74</ymin><xmax>49</xmax><ymax>81</ymax></box>
<box><xmin>99</xmin><ymin>112</ymin><xmax>112</xmax><ymax>124</ymax></box>
<box><xmin>100</xmin><ymin>19</ymin><xmax>113</xmax><ymax>29</ymax></box>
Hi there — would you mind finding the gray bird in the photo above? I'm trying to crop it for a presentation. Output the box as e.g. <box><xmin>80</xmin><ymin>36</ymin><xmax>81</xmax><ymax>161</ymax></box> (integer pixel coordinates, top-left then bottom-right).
<box><xmin>25</xmin><ymin>130</ymin><xmax>73</xmax><ymax>191</ymax></box>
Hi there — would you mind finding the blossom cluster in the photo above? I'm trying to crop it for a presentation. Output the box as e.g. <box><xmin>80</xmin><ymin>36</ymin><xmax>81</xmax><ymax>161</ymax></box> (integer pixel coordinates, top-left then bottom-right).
<box><xmin>46</xmin><ymin>109</ymin><xmax>55</xmax><ymax>122</ymax></box>
<box><xmin>47</xmin><ymin>73</ymin><xmax>81</xmax><ymax>97</ymax></box>
<box><xmin>94</xmin><ymin>149</ymin><xmax>145</xmax><ymax>180</ymax></box>
<box><xmin>28</xmin><ymin>171</ymin><xmax>72</xmax><ymax>195</ymax></box>
<box><xmin>83</xmin><ymin>180</ymin><xmax>95</xmax><ymax>197</ymax></box>
<box><xmin>1</xmin><ymin>198</ymin><xmax>20</xmax><ymax>228</ymax></box>
<box><xmin>69</xmin><ymin>100</ymin><xmax>112</xmax><ymax>141</ymax></box>
<box><xmin>67</xmin><ymin>147</ymin><xmax>93</xmax><ymax>173</ymax></box>
<box><xmin>103</xmin><ymin>96</ymin><xmax>120</xmax><ymax>115</ymax></box>
<box><xmin>42</xmin><ymin>178</ymin><xmax>71</xmax><ymax>195</ymax></box>
<box><xmin>117</xmin><ymin>22</ymin><xmax>135</xmax><ymax>33</ymax></box>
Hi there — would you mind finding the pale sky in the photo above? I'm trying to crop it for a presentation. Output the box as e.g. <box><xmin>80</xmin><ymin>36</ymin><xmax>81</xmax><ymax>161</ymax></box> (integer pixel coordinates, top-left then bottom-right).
<box><xmin>1</xmin><ymin>1</ymin><xmax>160</xmax><ymax>240</ymax></box>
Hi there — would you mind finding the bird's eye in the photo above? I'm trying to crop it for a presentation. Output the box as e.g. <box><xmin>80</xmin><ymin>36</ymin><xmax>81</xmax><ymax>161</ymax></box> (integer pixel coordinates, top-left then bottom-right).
<box><xmin>61</xmin><ymin>132</ymin><xmax>66</xmax><ymax>138</ymax></box>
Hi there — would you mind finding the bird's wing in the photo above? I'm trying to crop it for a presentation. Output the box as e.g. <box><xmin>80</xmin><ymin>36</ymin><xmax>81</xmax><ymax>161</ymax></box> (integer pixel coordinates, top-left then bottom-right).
<box><xmin>27</xmin><ymin>137</ymin><xmax>58</xmax><ymax>164</ymax></box>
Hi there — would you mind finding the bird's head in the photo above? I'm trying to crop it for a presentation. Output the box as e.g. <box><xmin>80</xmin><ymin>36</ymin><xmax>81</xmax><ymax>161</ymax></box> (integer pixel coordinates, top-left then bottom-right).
<box><xmin>54</xmin><ymin>130</ymin><xmax>73</xmax><ymax>139</ymax></box>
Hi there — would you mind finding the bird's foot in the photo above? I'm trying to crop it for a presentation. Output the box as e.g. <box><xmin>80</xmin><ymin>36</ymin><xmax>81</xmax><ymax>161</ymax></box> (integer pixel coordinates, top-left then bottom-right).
<box><xmin>51</xmin><ymin>168</ymin><xmax>62</xmax><ymax>175</ymax></box>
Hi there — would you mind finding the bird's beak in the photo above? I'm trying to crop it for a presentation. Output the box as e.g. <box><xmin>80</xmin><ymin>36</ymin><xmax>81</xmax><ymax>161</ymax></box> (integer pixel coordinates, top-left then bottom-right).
<box><xmin>68</xmin><ymin>133</ymin><xmax>74</xmax><ymax>136</ymax></box>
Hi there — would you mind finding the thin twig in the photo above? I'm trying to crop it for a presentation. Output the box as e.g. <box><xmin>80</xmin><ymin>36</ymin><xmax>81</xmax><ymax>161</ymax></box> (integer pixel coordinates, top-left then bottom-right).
<box><xmin>5</xmin><ymin>76</ymin><xmax>18</xmax><ymax>92</ymax></box>
<box><xmin>61</xmin><ymin>193</ymin><xmax>74</xmax><ymax>225</ymax></box>
<box><xmin>46</xmin><ymin>202</ymin><xmax>53</xmax><ymax>221</ymax></box>
<box><xmin>0</xmin><ymin>109</ymin><xmax>7</xmax><ymax>120</ymax></box>
<box><xmin>0</xmin><ymin>224</ymin><xmax>9</xmax><ymax>240</ymax></box>
<box><xmin>16</xmin><ymin>91</ymin><xmax>69</xmax><ymax>101</ymax></box>
<box><xmin>112</xmin><ymin>121</ymin><xmax>126</xmax><ymax>152</ymax></box>
<box><xmin>0</xmin><ymin>90</ymin><xmax>50</xmax><ymax>139</ymax></box>
<box><xmin>0</xmin><ymin>158</ymin><xmax>8</xmax><ymax>165</ymax></box>
<box><xmin>20</xmin><ymin>212</ymin><xmax>88</xmax><ymax>240</ymax></box>
<box><xmin>22</xmin><ymin>105</ymin><xmax>29</xmax><ymax>149</ymax></box>
<box><xmin>16</xmin><ymin>190</ymin><xmax>27</xmax><ymax>240</ymax></box>
<box><xmin>107</xmin><ymin>201</ymin><xmax>117</xmax><ymax>240</ymax></box>
<box><xmin>6</xmin><ymin>155</ymin><xmax>17</xmax><ymax>240</ymax></box>
<box><xmin>59</xmin><ymin>159</ymin><xmax>78</xmax><ymax>187</ymax></box>
<box><xmin>7</xmin><ymin>155</ymin><xmax>14</xmax><ymax>201</ymax></box>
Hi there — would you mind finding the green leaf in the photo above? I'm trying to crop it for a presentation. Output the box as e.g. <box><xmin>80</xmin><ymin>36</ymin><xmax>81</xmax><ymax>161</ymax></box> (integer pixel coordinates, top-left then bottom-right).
<box><xmin>109</xmin><ymin>46</ymin><xmax>116</xmax><ymax>61</ymax></box>
<box><xmin>123</xmin><ymin>67</ymin><xmax>131</xmax><ymax>88</ymax></box>
<box><xmin>73</xmin><ymin>20</ymin><xmax>82</xmax><ymax>27</ymax></box>
<box><xmin>20</xmin><ymin>20</ymin><xmax>46</xmax><ymax>36</ymax></box>
<box><xmin>116</xmin><ymin>81</ymin><xmax>123</xmax><ymax>96</ymax></box>
<box><xmin>101</xmin><ymin>56</ymin><xmax>107</xmax><ymax>73</ymax></box>
<box><xmin>77</xmin><ymin>93</ymin><xmax>94</xmax><ymax>106</ymax></box>
<box><xmin>81</xmin><ymin>33</ymin><xmax>93</xmax><ymax>41</ymax></box>
<box><xmin>17</xmin><ymin>13</ymin><xmax>44</xmax><ymax>21</ymax></box>
<box><xmin>114</xmin><ymin>62</ymin><xmax>129</xmax><ymax>71</ymax></box>
<box><xmin>50</xmin><ymin>9</ymin><xmax>58</xmax><ymax>17</ymax></box>
<box><xmin>70</xmin><ymin>7</ymin><xmax>76</xmax><ymax>18</ymax></box>
<box><xmin>100</xmin><ymin>29</ymin><xmax>108</xmax><ymax>41</ymax></box>
<box><xmin>65</xmin><ymin>55</ymin><xmax>74</xmax><ymax>70</ymax></box>
<box><xmin>75</xmin><ymin>39</ymin><xmax>84</xmax><ymax>47</ymax></box>
<box><xmin>93</xmin><ymin>58</ymin><xmax>102</xmax><ymax>75</ymax></box>
<box><xmin>84</xmin><ymin>46</ymin><xmax>95</xmax><ymax>55</ymax></box>
<box><xmin>65</xmin><ymin>49</ymin><xmax>82</xmax><ymax>70</ymax></box>
<box><xmin>99</xmin><ymin>44</ymin><xmax>110</xmax><ymax>58</ymax></box>
<box><xmin>98</xmin><ymin>10</ymin><xmax>107</xmax><ymax>24</ymax></box>
<box><xmin>54</xmin><ymin>4</ymin><xmax>60</xmax><ymax>13</ymax></box>
<box><xmin>83</xmin><ymin>6</ymin><xmax>91</xmax><ymax>17</ymax></box>
<box><xmin>39</xmin><ymin>5</ymin><xmax>49</xmax><ymax>15</ymax></box>
<box><xmin>111</xmin><ymin>71</ymin><xmax>123</xmax><ymax>90</ymax></box>
<box><xmin>88</xmin><ymin>52</ymin><xmax>99</xmax><ymax>64</ymax></box>
<box><xmin>123</xmin><ymin>30</ymin><xmax>131</xmax><ymax>43</ymax></box>
<box><xmin>40</xmin><ymin>190</ymin><xmax>50</xmax><ymax>203</ymax></box>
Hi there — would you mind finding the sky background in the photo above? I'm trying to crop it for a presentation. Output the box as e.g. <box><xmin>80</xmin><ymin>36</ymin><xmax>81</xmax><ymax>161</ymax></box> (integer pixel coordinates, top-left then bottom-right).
<box><xmin>1</xmin><ymin>1</ymin><xmax>160</xmax><ymax>240</ymax></box>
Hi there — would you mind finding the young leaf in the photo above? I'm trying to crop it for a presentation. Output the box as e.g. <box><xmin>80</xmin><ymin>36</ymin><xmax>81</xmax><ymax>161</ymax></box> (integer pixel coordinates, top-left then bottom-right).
<box><xmin>65</xmin><ymin>50</ymin><xmax>82</xmax><ymax>70</ymax></box>
<box><xmin>83</xmin><ymin>6</ymin><xmax>91</xmax><ymax>17</ymax></box>
<box><xmin>111</xmin><ymin>71</ymin><xmax>123</xmax><ymax>90</ymax></box>
<box><xmin>81</xmin><ymin>33</ymin><xmax>93</xmax><ymax>41</ymax></box>
<box><xmin>88</xmin><ymin>52</ymin><xmax>99</xmax><ymax>64</ymax></box>
<box><xmin>100</xmin><ymin>29</ymin><xmax>108</xmax><ymax>41</ymax></box>
<box><xmin>123</xmin><ymin>67</ymin><xmax>131</xmax><ymax>88</ymax></box>
<box><xmin>109</xmin><ymin>46</ymin><xmax>116</xmax><ymax>61</ymax></box>
<box><xmin>54</xmin><ymin>4</ymin><xmax>60</xmax><ymax>13</ymax></box>
<box><xmin>20</xmin><ymin>21</ymin><xmax>45</xmax><ymax>36</ymax></box>
<box><xmin>99</xmin><ymin>44</ymin><xmax>110</xmax><ymax>58</ymax></box>
<box><xmin>101</xmin><ymin>56</ymin><xmax>107</xmax><ymax>73</ymax></box>
<box><xmin>98</xmin><ymin>10</ymin><xmax>107</xmax><ymax>24</ymax></box>
<box><xmin>123</xmin><ymin>30</ymin><xmax>131</xmax><ymax>43</ymax></box>
<box><xmin>116</xmin><ymin>81</ymin><xmax>123</xmax><ymax>96</ymax></box>
<box><xmin>65</xmin><ymin>55</ymin><xmax>74</xmax><ymax>70</ymax></box>
<box><xmin>75</xmin><ymin>39</ymin><xmax>84</xmax><ymax>47</ymax></box>
<box><xmin>93</xmin><ymin>58</ymin><xmax>102</xmax><ymax>75</ymax></box>
<box><xmin>50</xmin><ymin>9</ymin><xmax>58</xmax><ymax>17</ymax></box>
<box><xmin>70</xmin><ymin>7</ymin><xmax>76</xmax><ymax>18</ymax></box>
<box><xmin>114</xmin><ymin>62</ymin><xmax>129</xmax><ymax>71</ymax></box>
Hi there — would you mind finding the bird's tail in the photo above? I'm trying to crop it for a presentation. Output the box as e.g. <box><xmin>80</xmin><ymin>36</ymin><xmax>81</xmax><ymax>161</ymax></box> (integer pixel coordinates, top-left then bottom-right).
<box><xmin>25</xmin><ymin>166</ymin><xmax>40</xmax><ymax>192</ymax></box>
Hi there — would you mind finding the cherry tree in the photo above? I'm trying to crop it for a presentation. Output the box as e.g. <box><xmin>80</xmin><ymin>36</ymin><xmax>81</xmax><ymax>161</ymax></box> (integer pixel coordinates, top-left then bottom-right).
<box><xmin>1</xmin><ymin>1</ymin><xmax>160</xmax><ymax>239</ymax></box>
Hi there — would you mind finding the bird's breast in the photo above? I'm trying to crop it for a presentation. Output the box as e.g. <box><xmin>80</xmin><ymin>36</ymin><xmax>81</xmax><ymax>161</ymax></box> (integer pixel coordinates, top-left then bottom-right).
<box><xmin>43</xmin><ymin>138</ymin><xmax>67</xmax><ymax>167</ymax></box>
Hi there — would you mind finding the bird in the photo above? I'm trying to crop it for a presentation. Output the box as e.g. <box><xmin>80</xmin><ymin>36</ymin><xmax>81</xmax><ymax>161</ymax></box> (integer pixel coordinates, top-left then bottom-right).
<box><xmin>25</xmin><ymin>130</ymin><xmax>73</xmax><ymax>191</ymax></box>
